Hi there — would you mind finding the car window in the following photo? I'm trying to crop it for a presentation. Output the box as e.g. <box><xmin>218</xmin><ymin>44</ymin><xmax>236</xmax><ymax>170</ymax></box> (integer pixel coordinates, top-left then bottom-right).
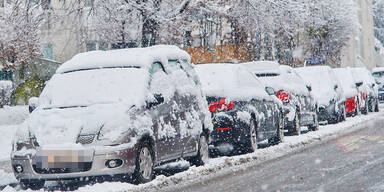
<box><xmin>149</xmin><ymin>62</ymin><xmax>166</xmax><ymax>77</ymax></box>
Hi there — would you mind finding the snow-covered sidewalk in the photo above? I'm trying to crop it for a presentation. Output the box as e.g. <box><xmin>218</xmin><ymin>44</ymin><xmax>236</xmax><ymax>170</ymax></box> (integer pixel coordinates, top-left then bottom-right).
<box><xmin>0</xmin><ymin>106</ymin><xmax>28</xmax><ymax>161</ymax></box>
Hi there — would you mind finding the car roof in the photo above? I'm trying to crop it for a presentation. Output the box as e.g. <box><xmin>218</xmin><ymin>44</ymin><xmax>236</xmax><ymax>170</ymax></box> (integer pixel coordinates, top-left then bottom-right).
<box><xmin>56</xmin><ymin>45</ymin><xmax>191</xmax><ymax>74</ymax></box>
<box><xmin>241</xmin><ymin>61</ymin><xmax>281</xmax><ymax>75</ymax></box>
<box><xmin>372</xmin><ymin>67</ymin><xmax>384</xmax><ymax>73</ymax></box>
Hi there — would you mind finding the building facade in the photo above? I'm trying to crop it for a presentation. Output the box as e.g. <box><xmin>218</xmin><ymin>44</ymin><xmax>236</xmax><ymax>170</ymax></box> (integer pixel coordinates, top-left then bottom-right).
<box><xmin>340</xmin><ymin>0</ymin><xmax>376</xmax><ymax>69</ymax></box>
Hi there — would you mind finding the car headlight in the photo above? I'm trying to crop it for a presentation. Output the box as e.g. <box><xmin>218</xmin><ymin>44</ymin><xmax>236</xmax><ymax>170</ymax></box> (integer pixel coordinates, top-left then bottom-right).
<box><xmin>13</xmin><ymin>136</ymin><xmax>39</xmax><ymax>151</ymax></box>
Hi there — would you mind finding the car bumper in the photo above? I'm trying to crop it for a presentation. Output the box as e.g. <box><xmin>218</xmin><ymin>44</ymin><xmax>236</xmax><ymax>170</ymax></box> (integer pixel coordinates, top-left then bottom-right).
<box><xmin>209</xmin><ymin>113</ymin><xmax>250</xmax><ymax>151</ymax></box>
<box><xmin>317</xmin><ymin>104</ymin><xmax>337</xmax><ymax>122</ymax></box>
<box><xmin>378</xmin><ymin>92</ymin><xmax>384</xmax><ymax>103</ymax></box>
<box><xmin>11</xmin><ymin>145</ymin><xmax>137</xmax><ymax>181</ymax></box>
<box><xmin>299</xmin><ymin>112</ymin><xmax>316</xmax><ymax>126</ymax></box>
<box><xmin>345</xmin><ymin>97</ymin><xmax>356</xmax><ymax>115</ymax></box>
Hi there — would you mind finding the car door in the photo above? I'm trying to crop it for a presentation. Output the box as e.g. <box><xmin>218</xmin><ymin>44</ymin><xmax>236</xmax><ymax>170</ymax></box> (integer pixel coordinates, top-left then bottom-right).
<box><xmin>148</xmin><ymin>62</ymin><xmax>182</xmax><ymax>162</ymax></box>
<box><xmin>168</xmin><ymin>60</ymin><xmax>199</xmax><ymax>155</ymax></box>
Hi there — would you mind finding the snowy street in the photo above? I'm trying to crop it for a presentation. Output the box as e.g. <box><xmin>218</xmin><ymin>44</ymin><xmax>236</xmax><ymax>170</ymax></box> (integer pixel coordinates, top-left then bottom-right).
<box><xmin>163</xmin><ymin>110</ymin><xmax>384</xmax><ymax>192</ymax></box>
<box><xmin>0</xmin><ymin>106</ymin><xmax>383</xmax><ymax>191</ymax></box>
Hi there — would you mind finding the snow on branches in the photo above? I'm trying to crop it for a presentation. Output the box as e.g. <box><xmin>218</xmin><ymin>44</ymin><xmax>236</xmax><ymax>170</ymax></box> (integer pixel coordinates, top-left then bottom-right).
<box><xmin>0</xmin><ymin>0</ymin><xmax>45</xmax><ymax>70</ymax></box>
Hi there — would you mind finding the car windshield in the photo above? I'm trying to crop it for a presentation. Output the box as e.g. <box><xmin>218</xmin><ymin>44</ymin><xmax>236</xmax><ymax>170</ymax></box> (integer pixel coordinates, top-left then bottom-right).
<box><xmin>39</xmin><ymin>68</ymin><xmax>148</xmax><ymax>109</ymax></box>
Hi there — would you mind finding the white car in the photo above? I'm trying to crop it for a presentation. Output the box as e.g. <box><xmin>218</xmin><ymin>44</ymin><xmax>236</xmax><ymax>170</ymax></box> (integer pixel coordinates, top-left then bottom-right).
<box><xmin>350</xmin><ymin>67</ymin><xmax>379</xmax><ymax>112</ymax></box>
<box><xmin>296</xmin><ymin>66</ymin><xmax>346</xmax><ymax>124</ymax></box>
<box><xmin>242</xmin><ymin>61</ymin><xmax>318</xmax><ymax>135</ymax></box>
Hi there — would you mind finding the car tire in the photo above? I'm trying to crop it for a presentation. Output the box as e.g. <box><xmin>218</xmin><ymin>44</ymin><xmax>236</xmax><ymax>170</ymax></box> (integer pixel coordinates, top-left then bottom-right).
<box><xmin>375</xmin><ymin>99</ymin><xmax>379</xmax><ymax>112</ymax></box>
<box><xmin>133</xmin><ymin>141</ymin><xmax>154</xmax><ymax>184</ymax></box>
<box><xmin>269</xmin><ymin>115</ymin><xmax>284</xmax><ymax>145</ymax></box>
<box><xmin>246</xmin><ymin>120</ymin><xmax>258</xmax><ymax>153</ymax></box>
<box><xmin>308</xmin><ymin>113</ymin><xmax>319</xmax><ymax>131</ymax></box>
<box><xmin>20</xmin><ymin>180</ymin><xmax>45</xmax><ymax>190</ymax></box>
<box><xmin>354</xmin><ymin>99</ymin><xmax>360</xmax><ymax>116</ymax></box>
<box><xmin>189</xmin><ymin>134</ymin><xmax>209</xmax><ymax>166</ymax></box>
<box><xmin>289</xmin><ymin>112</ymin><xmax>300</xmax><ymax>135</ymax></box>
<box><xmin>362</xmin><ymin>100</ymin><xmax>368</xmax><ymax>115</ymax></box>
<box><xmin>339</xmin><ymin>104</ymin><xmax>346</xmax><ymax>122</ymax></box>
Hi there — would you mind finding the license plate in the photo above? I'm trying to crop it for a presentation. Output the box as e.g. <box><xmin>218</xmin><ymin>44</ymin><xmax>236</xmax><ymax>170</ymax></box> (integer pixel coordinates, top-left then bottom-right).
<box><xmin>34</xmin><ymin>149</ymin><xmax>93</xmax><ymax>169</ymax></box>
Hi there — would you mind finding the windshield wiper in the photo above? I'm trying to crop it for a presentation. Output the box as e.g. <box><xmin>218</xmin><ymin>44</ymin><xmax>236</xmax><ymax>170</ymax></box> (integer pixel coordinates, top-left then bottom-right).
<box><xmin>43</xmin><ymin>105</ymin><xmax>87</xmax><ymax>110</ymax></box>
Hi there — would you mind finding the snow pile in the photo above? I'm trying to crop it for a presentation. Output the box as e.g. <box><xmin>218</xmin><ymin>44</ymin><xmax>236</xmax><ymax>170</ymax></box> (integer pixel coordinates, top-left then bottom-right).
<box><xmin>71</xmin><ymin>111</ymin><xmax>383</xmax><ymax>192</ymax></box>
<box><xmin>295</xmin><ymin>66</ymin><xmax>339</xmax><ymax>106</ymax></box>
<box><xmin>0</xmin><ymin>170</ymin><xmax>17</xmax><ymax>187</ymax></box>
<box><xmin>0</xmin><ymin>106</ymin><xmax>28</xmax><ymax>125</ymax></box>
<box><xmin>333</xmin><ymin>68</ymin><xmax>358</xmax><ymax>99</ymax></box>
<box><xmin>56</xmin><ymin>45</ymin><xmax>190</xmax><ymax>74</ymax></box>
<box><xmin>0</xmin><ymin>125</ymin><xmax>19</xmax><ymax>161</ymax></box>
<box><xmin>195</xmin><ymin>64</ymin><xmax>271</xmax><ymax>101</ymax></box>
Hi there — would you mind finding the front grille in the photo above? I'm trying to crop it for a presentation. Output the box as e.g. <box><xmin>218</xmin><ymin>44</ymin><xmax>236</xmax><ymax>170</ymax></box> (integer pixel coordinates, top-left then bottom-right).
<box><xmin>33</xmin><ymin>162</ymin><xmax>92</xmax><ymax>174</ymax></box>
<box><xmin>76</xmin><ymin>135</ymin><xmax>95</xmax><ymax>145</ymax></box>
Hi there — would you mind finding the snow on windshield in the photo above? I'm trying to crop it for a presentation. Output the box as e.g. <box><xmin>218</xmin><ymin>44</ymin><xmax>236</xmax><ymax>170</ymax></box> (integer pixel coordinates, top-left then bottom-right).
<box><xmin>295</xmin><ymin>66</ymin><xmax>338</xmax><ymax>106</ymax></box>
<box><xmin>333</xmin><ymin>68</ymin><xmax>357</xmax><ymax>99</ymax></box>
<box><xmin>39</xmin><ymin>68</ymin><xmax>148</xmax><ymax>109</ymax></box>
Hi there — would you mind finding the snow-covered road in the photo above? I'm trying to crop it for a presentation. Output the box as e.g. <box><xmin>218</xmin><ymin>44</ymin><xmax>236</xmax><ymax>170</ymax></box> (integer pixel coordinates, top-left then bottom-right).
<box><xmin>0</xmin><ymin>107</ymin><xmax>383</xmax><ymax>192</ymax></box>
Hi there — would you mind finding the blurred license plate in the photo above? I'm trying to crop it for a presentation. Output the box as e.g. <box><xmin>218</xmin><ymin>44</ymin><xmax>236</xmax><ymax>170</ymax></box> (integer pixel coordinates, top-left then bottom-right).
<box><xmin>34</xmin><ymin>149</ymin><xmax>93</xmax><ymax>169</ymax></box>
<box><xmin>302</xmin><ymin>115</ymin><xmax>313</xmax><ymax>122</ymax></box>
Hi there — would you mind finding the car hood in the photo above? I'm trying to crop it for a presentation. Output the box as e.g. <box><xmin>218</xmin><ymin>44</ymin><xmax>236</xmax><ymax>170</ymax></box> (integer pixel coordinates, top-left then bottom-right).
<box><xmin>25</xmin><ymin>103</ymin><xmax>135</xmax><ymax>146</ymax></box>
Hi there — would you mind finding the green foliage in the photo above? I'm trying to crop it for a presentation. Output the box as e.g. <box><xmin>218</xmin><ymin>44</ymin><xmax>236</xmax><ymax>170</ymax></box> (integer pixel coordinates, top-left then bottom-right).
<box><xmin>12</xmin><ymin>78</ymin><xmax>45</xmax><ymax>105</ymax></box>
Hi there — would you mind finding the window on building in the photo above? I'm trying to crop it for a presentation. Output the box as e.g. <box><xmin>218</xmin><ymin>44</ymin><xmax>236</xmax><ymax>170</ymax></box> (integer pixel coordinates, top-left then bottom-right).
<box><xmin>85</xmin><ymin>0</ymin><xmax>94</xmax><ymax>7</ymax></box>
<box><xmin>43</xmin><ymin>45</ymin><xmax>53</xmax><ymax>60</ymax></box>
<box><xmin>98</xmin><ymin>42</ymin><xmax>108</xmax><ymax>51</ymax></box>
<box><xmin>86</xmin><ymin>42</ymin><xmax>96</xmax><ymax>51</ymax></box>
<box><xmin>41</xmin><ymin>0</ymin><xmax>51</xmax><ymax>10</ymax></box>
<box><xmin>185</xmin><ymin>31</ymin><xmax>192</xmax><ymax>47</ymax></box>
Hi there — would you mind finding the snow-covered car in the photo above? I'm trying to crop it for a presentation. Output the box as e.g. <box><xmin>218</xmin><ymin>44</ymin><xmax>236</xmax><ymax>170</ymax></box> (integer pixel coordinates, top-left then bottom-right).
<box><xmin>296</xmin><ymin>66</ymin><xmax>346</xmax><ymax>124</ymax></box>
<box><xmin>242</xmin><ymin>61</ymin><xmax>318</xmax><ymax>135</ymax></box>
<box><xmin>195</xmin><ymin>64</ymin><xmax>284</xmax><ymax>155</ymax></box>
<box><xmin>350</xmin><ymin>67</ymin><xmax>379</xmax><ymax>112</ymax></box>
<box><xmin>372</xmin><ymin>67</ymin><xmax>384</xmax><ymax>103</ymax></box>
<box><xmin>11</xmin><ymin>45</ymin><xmax>213</xmax><ymax>189</ymax></box>
<box><xmin>333</xmin><ymin>68</ymin><xmax>368</xmax><ymax>116</ymax></box>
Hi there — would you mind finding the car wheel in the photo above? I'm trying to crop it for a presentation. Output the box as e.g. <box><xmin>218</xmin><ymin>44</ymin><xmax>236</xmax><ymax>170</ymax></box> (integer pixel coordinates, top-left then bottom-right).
<box><xmin>189</xmin><ymin>134</ymin><xmax>209</xmax><ymax>166</ymax></box>
<box><xmin>354</xmin><ymin>100</ymin><xmax>360</xmax><ymax>116</ymax></box>
<box><xmin>375</xmin><ymin>99</ymin><xmax>379</xmax><ymax>112</ymax></box>
<box><xmin>308</xmin><ymin>113</ymin><xmax>319</xmax><ymax>131</ymax></box>
<box><xmin>133</xmin><ymin>142</ymin><xmax>154</xmax><ymax>184</ymax></box>
<box><xmin>362</xmin><ymin>101</ymin><xmax>368</xmax><ymax>115</ymax></box>
<box><xmin>269</xmin><ymin>115</ymin><xmax>284</xmax><ymax>145</ymax></box>
<box><xmin>246</xmin><ymin>120</ymin><xmax>258</xmax><ymax>153</ymax></box>
<box><xmin>340</xmin><ymin>104</ymin><xmax>346</xmax><ymax>122</ymax></box>
<box><xmin>289</xmin><ymin>112</ymin><xmax>300</xmax><ymax>135</ymax></box>
<box><xmin>20</xmin><ymin>180</ymin><xmax>45</xmax><ymax>190</ymax></box>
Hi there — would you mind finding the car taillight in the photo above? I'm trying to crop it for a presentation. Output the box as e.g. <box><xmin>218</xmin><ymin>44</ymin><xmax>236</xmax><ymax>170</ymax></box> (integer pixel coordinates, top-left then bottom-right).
<box><xmin>277</xmin><ymin>90</ymin><xmax>290</xmax><ymax>103</ymax></box>
<box><xmin>208</xmin><ymin>98</ymin><xmax>235</xmax><ymax>112</ymax></box>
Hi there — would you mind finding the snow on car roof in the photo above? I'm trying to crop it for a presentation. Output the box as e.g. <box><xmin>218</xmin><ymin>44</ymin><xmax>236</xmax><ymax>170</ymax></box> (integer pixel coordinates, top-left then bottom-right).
<box><xmin>295</xmin><ymin>66</ymin><xmax>338</xmax><ymax>106</ymax></box>
<box><xmin>195</xmin><ymin>63</ymin><xmax>270</xmax><ymax>100</ymax></box>
<box><xmin>241</xmin><ymin>61</ymin><xmax>281</xmax><ymax>75</ymax></box>
<box><xmin>56</xmin><ymin>45</ymin><xmax>191</xmax><ymax>74</ymax></box>
<box><xmin>372</xmin><ymin>67</ymin><xmax>384</xmax><ymax>73</ymax></box>
<box><xmin>333</xmin><ymin>68</ymin><xmax>358</xmax><ymax>99</ymax></box>
<box><xmin>350</xmin><ymin>67</ymin><xmax>375</xmax><ymax>84</ymax></box>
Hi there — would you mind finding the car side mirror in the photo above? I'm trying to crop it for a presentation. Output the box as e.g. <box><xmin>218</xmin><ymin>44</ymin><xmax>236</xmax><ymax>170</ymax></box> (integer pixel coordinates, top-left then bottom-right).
<box><xmin>355</xmin><ymin>82</ymin><xmax>363</xmax><ymax>87</ymax></box>
<box><xmin>282</xmin><ymin>106</ymin><xmax>290</xmax><ymax>115</ymax></box>
<box><xmin>372</xmin><ymin>83</ymin><xmax>376</xmax><ymax>88</ymax></box>
<box><xmin>28</xmin><ymin>97</ymin><xmax>39</xmax><ymax>113</ymax></box>
<box><xmin>265</xmin><ymin>87</ymin><xmax>275</xmax><ymax>96</ymax></box>
<box><xmin>146</xmin><ymin>94</ymin><xmax>164</xmax><ymax>109</ymax></box>
<box><xmin>334</xmin><ymin>85</ymin><xmax>338</xmax><ymax>90</ymax></box>
<box><xmin>306</xmin><ymin>85</ymin><xmax>312</xmax><ymax>92</ymax></box>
